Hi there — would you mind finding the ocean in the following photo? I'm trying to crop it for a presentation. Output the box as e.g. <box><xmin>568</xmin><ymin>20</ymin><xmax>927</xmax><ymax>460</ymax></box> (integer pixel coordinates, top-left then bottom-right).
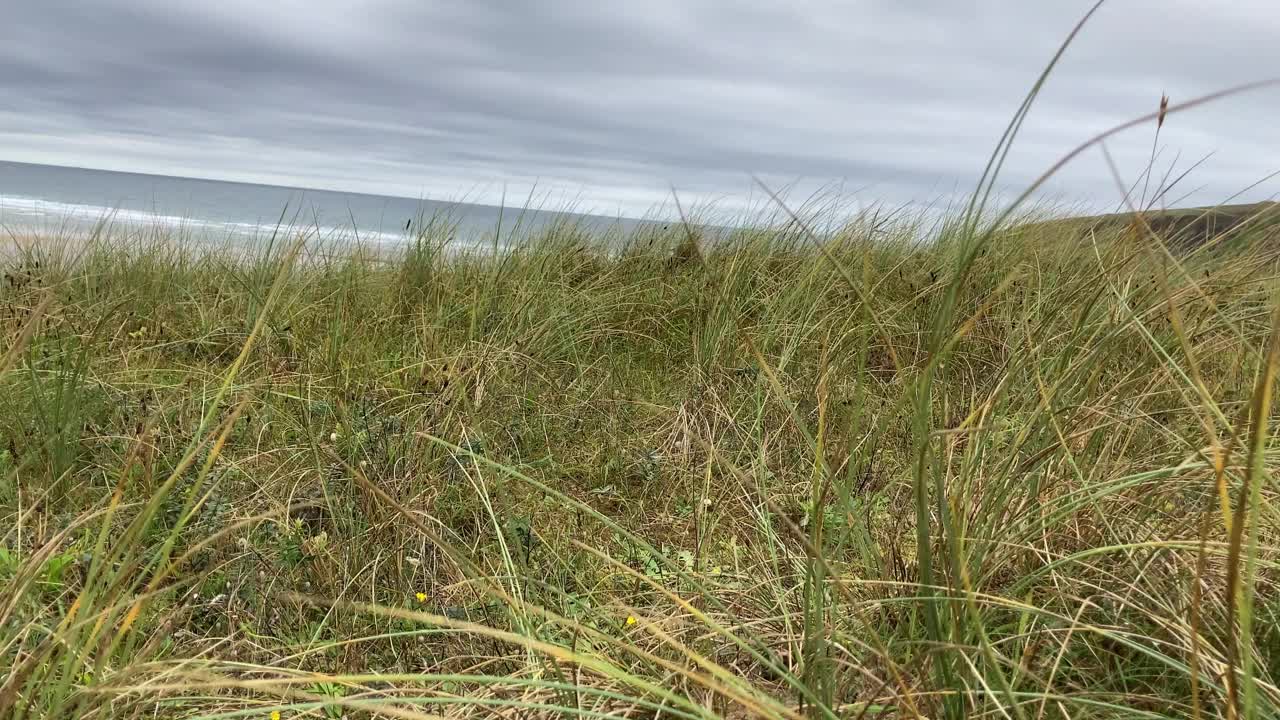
<box><xmin>0</xmin><ymin>160</ymin><xmax>646</xmax><ymax>251</ymax></box>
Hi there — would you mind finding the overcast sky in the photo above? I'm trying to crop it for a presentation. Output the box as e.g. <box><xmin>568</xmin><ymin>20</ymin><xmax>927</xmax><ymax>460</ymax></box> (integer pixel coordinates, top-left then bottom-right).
<box><xmin>1</xmin><ymin>0</ymin><xmax>1276</xmax><ymax>218</ymax></box>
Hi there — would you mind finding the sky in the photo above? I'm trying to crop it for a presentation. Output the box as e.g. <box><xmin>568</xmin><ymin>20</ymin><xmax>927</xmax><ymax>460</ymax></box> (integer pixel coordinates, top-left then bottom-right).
<box><xmin>1</xmin><ymin>0</ymin><xmax>1277</xmax><ymax>219</ymax></box>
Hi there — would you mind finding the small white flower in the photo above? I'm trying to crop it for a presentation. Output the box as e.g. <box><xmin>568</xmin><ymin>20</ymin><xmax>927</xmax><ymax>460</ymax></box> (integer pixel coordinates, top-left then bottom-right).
<box><xmin>329</xmin><ymin>432</ymin><xmax>339</xmax><ymax>442</ymax></box>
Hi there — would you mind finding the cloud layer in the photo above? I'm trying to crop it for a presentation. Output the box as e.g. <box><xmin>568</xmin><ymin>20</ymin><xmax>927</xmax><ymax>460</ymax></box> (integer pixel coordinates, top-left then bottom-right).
<box><xmin>2</xmin><ymin>0</ymin><xmax>1276</xmax><ymax>217</ymax></box>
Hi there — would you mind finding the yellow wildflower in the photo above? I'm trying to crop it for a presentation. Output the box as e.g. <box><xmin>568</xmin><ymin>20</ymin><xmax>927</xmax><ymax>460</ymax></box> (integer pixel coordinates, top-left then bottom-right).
<box><xmin>270</xmin><ymin>712</ymin><xmax>281</xmax><ymax>720</ymax></box>
<box><xmin>625</xmin><ymin>615</ymin><xmax>637</xmax><ymax>626</ymax></box>
<box><xmin>415</xmin><ymin>592</ymin><xmax>427</xmax><ymax>603</ymax></box>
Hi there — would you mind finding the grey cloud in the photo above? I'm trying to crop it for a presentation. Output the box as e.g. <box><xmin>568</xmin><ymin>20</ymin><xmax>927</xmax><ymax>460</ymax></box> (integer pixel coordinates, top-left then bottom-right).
<box><xmin>1</xmin><ymin>0</ymin><xmax>1276</xmax><ymax>217</ymax></box>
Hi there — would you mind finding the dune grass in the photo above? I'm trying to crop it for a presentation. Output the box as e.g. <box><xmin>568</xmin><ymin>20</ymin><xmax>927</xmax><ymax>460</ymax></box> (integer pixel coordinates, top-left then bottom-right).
<box><xmin>2</xmin><ymin>187</ymin><xmax>1280</xmax><ymax>720</ymax></box>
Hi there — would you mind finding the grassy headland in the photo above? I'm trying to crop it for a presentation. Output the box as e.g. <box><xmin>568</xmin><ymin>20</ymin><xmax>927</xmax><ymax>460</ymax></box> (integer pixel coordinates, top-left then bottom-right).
<box><xmin>3</xmin><ymin>203</ymin><xmax>1280</xmax><ymax>719</ymax></box>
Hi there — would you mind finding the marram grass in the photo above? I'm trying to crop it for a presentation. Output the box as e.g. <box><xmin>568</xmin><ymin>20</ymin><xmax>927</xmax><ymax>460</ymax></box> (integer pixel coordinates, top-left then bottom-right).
<box><xmin>3</xmin><ymin>194</ymin><xmax>1280</xmax><ymax>719</ymax></box>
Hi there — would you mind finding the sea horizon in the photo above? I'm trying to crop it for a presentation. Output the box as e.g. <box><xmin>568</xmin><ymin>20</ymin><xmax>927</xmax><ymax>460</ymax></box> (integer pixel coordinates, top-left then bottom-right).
<box><xmin>0</xmin><ymin>159</ymin><xmax>655</xmax><ymax>249</ymax></box>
